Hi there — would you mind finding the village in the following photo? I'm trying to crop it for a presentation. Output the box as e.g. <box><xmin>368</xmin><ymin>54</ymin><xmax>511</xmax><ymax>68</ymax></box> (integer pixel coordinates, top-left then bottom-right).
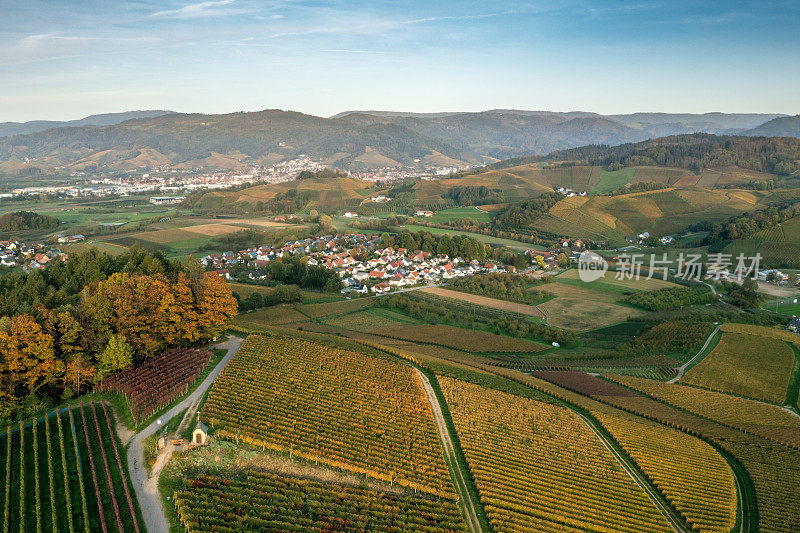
<box><xmin>201</xmin><ymin>232</ymin><xmax>520</xmax><ymax>294</ymax></box>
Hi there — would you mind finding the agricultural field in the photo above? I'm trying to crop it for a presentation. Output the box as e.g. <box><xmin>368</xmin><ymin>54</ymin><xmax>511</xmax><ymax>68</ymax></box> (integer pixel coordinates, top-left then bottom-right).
<box><xmin>535</xmin><ymin>281</ymin><xmax>646</xmax><ymax>330</ymax></box>
<box><xmin>202</xmin><ymin>335</ymin><xmax>454</xmax><ymax>496</ymax></box>
<box><xmin>532</xmin><ymin>186</ymin><xmax>766</xmax><ymax>245</ymax></box>
<box><xmin>725</xmin><ymin>213</ymin><xmax>800</xmax><ymax>268</ymax></box>
<box><xmin>608</xmin><ymin>375</ymin><xmax>800</xmax><ymax>449</ymax></box>
<box><xmin>438</xmin><ymin>377</ymin><xmax>672</xmax><ymax>532</ymax></box>
<box><xmin>231</xmin><ymin>304</ymin><xmax>309</xmax><ymax>328</ymax></box>
<box><xmin>0</xmin><ymin>403</ymin><xmax>142</xmax><ymax>532</ymax></box>
<box><xmin>683</xmin><ymin>327</ymin><xmax>797</xmax><ymax>404</ymax></box>
<box><xmin>173</xmin><ymin>471</ymin><xmax>466</xmax><ymax>532</ymax></box>
<box><xmin>493</xmin><ymin>368</ymin><xmax>800</xmax><ymax>533</ymax></box>
<box><xmin>426</xmin><ymin>206</ymin><xmax>494</xmax><ymax>224</ymax></box>
<box><xmin>593</xmin><ymin>411</ymin><xmax>737</xmax><ymax>532</ymax></box>
<box><xmin>98</xmin><ymin>347</ymin><xmax>212</xmax><ymax>425</ymax></box>
<box><xmin>378</xmin><ymin>324</ymin><xmax>549</xmax><ymax>353</ymax></box>
<box><xmin>419</xmin><ymin>286</ymin><xmax>545</xmax><ymax>317</ymax></box>
<box><xmin>322</xmin><ymin>307</ymin><xmax>421</xmax><ymax>332</ymax></box>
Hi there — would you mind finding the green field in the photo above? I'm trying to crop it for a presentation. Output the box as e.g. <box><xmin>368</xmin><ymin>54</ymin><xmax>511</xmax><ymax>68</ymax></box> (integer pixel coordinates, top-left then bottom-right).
<box><xmin>427</xmin><ymin>206</ymin><xmax>494</xmax><ymax>224</ymax></box>
<box><xmin>589</xmin><ymin>168</ymin><xmax>636</xmax><ymax>194</ymax></box>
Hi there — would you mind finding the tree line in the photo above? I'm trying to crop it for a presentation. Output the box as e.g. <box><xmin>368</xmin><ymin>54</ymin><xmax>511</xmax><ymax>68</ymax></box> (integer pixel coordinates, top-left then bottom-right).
<box><xmin>542</xmin><ymin>134</ymin><xmax>800</xmax><ymax>175</ymax></box>
<box><xmin>0</xmin><ymin>211</ymin><xmax>60</xmax><ymax>232</ymax></box>
<box><xmin>0</xmin><ymin>247</ymin><xmax>237</xmax><ymax>422</ymax></box>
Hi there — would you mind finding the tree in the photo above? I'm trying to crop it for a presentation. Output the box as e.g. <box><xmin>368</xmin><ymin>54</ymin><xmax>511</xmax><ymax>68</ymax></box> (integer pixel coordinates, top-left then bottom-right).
<box><xmin>789</xmin><ymin>273</ymin><xmax>799</xmax><ymax>286</ymax></box>
<box><xmin>557</xmin><ymin>253</ymin><xmax>570</xmax><ymax>268</ymax></box>
<box><xmin>0</xmin><ymin>315</ymin><xmax>62</xmax><ymax>396</ymax></box>
<box><xmin>196</xmin><ymin>274</ymin><xmax>238</xmax><ymax>338</ymax></box>
<box><xmin>95</xmin><ymin>335</ymin><xmax>133</xmax><ymax>383</ymax></box>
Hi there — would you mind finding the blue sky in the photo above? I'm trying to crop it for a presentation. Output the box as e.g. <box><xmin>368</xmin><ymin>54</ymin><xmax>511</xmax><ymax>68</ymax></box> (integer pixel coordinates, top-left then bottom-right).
<box><xmin>1</xmin><ymin>0</ymin><xmax>798</xmax><ymax>121</ymax></box>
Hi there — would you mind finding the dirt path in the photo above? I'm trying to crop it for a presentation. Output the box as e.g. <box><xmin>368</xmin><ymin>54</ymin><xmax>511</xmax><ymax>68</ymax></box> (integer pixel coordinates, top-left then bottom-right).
<box><xmin>575</xmin><ymin>412</ymin><xmax>690</xmax><ymax>533</ymax></box>
<box><xmin>127</xmin><ymin>335</ymin><xmax>244</xmax><ymax>533</ymax></box>
<box><xmin>414</xmin><ymin>368</ymin><xmax>484</xmax><ymax>533</ymax></box>
<box><xmin>669</xmin><ymin>325</ymin><xmax>720</xmax><ymax>383</ymax></box>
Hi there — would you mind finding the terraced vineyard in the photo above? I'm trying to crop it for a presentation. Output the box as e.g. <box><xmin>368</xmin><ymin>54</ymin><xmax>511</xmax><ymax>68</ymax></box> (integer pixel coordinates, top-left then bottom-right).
<box><xmin>683</xmin><ymin>326</ymin><xmax>796</xmax><ymax>404</ymax></box>
<box><xmin>438</xmin><ymin>376</ymin><xmax>672</xmax><ymax>532</ymax></box>
<box><xmin>0</xmin><ymin>402</ymin><xmax>142</xmax><ymax>532</ymax></box>
<box><xmin>594</xmin><ymin>411</ymin><xmax>737</xmax><ymax>532</ymax></box>
<box><xmin>174</xmin><ymin>471</ymin><xmax>466</xmax><ymax>532</ymax></box>
<box><xmin>202</xmin><ymin>334</ymin><xmax>454</xmax><ymax>496</ymax></box>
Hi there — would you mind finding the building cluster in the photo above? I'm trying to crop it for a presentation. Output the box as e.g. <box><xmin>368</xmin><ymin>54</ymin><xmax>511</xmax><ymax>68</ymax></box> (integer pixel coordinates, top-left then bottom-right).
<box><xmin>555</xmin><ymin>187</ymin><xmax>587</xmax><ymax>197</ymax></box>
<box><xmin>200</xmin><ymin>233</ymin><xmax>509</xmax><ymax>294</ymax></box>
<box><xmin>0</xmin><ymin>239</ymin><xmax>67</xmax><ymax>271</ymax></box>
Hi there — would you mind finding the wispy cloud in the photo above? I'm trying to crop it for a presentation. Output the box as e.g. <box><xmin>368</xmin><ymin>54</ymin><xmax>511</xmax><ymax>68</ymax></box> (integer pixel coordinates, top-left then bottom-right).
<box><xmin>268</xmin><ymin>11</ymin><xmax>512</xmax><ymax>39</ymax></box>
<box><xmin>320</xmin><ymin>49</ymin><xmax>386</xmax><ymax>54</ymax></box>
<box><xmin>150</xmin><ymin>0</ymin><xmax>238</xmax><ymax>19</ymax></box>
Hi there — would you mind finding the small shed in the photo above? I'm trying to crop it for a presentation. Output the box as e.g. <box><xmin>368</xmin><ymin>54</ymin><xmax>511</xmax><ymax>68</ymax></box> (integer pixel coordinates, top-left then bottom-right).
<box><xmin>192</xmin><ymin>420</ymin><xmax>209</xmax><ymax>446</ymax></box>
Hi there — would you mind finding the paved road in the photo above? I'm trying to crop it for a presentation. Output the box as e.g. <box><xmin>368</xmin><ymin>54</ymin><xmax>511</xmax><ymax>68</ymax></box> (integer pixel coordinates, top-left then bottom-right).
<box><xmin>575</xmin><ymin>412</ymin><xmax>690</xmax><ymax>533</ymax></box>
<box><xmin>669</xmin><ymin>325</ymin><xmax>720</xmax><ymax>383</ymax></box>
<box><xmin>127</xmin><ymin>336</ymin><xmax>244</xmax><ymax>533</ymax></box>
<box><xmin>414</xmin><ymin>369</ymin><xmax>483</xmax><ymax>533</ymax></box>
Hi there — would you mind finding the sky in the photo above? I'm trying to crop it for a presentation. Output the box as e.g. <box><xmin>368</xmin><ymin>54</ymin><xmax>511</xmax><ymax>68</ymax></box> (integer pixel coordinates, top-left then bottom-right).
<box><xmin>1</xmin><ymin>0</ymin><xmax>799</xmax><ymax>122</ymax></box>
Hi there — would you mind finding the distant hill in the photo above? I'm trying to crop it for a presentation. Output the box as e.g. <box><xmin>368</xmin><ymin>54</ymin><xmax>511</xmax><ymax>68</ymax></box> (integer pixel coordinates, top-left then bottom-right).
<box><xmin>0</xmin><ymin>109</ymin><xmax>478</xmax><ymax>175</ymax></box>
<box><xmin>185</xmin><ymin>169</ymin><xmax>382</xmax><ymax>212</ymax></box>
<box><xmin>743</xmin><ymin>115</ymin><xmax>800</xmax><ymax>137</ymax></box>
<box><xmin>1</xmin><ymin>109</ymin><xmax>797</xmax><ymax>175</ymax></box>
<box><xmin>0</xmin><ymin>110</ymin><xmax>174</xmax><ymax>138</ymax></box>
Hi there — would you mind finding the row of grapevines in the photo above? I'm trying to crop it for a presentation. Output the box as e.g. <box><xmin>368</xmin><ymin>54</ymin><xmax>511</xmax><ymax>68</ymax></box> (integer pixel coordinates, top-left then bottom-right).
<box><xmin>0</xmin><ymin>405</ymin><xmax>142</xmax><ymax>532</ymax></box>
<box><xmin>99</xmin><ymin>348</ymin><xmax>211</xmax><ymax>423</ymax></box>
<box><xmin>593</xmin><ymin>411</ymin><xmax>736</xmax><ymax>532</ymax></box>
<box><xmin>173</xmin><ymin>471</ymin><xmax>466</xmax><ymax>532</ymax></box>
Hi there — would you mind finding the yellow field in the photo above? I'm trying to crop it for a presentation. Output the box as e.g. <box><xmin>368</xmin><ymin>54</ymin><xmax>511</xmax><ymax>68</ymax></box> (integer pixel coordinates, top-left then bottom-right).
<box><xmin>182</xmin><ymin>223</ymin><xmax>243</xmax><ymax>236</ymax></box>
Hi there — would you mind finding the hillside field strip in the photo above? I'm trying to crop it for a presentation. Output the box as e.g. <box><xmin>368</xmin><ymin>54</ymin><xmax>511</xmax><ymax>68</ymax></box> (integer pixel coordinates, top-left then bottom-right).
<box><xmin>419</xmin><ymin>287</ymin><xmax>545</xmax><ymax>317</ymax></box>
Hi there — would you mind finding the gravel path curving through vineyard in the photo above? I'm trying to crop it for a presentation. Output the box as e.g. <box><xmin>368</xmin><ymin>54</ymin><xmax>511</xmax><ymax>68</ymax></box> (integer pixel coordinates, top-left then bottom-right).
<box><xmin>414</xmin><ymin>368</ymin><xmax>484</xmax><ymax>533</ymax></box>
<box><xmin>669</xmin><ymin>325</ymin><xmax>720</xmax><ymax>383</ymax></box>
<box><xmin>127</xmin><ymin>335</ymin><xmax>244</xmax><ymax>533</ymax></box>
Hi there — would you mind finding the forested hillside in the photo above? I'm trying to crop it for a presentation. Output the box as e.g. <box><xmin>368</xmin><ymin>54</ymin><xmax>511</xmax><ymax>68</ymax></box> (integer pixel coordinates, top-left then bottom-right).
<box><xmin>543</xmin><ymin>134</ymin><xmax>800</xmax><ymax>175</ymax></box>
<box><xmin>0</xmin><ymin>247</ymin><xmax>237</xmax><ymax>423</ymax></box>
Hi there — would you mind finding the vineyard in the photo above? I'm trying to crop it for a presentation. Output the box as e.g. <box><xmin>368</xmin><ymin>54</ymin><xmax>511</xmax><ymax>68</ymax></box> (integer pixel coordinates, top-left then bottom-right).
<box><xmin>437</xmin><ymin>376</ymin><xmax>672</xmax><ymax>532</ymax></box>
<box><xmin>683</xmin><ymin>330</ymin><xmax>795</xmax><ymax>404</ymax></box>
<box><xmin>608</xmin><ymin>375</ymin><xmax>800</xmax><ymax>449</ymax></box>
<box><xmin>377</xmin><ymin>324</ymin><xmax>549</xmax><ymax>353</ymax></box>
<box><xmin>0</xmin><ymin>402</ymin><xmax>141</xmax><ymax>532</ymax></box>
<box><xmin>593</xmin><ymin>411</ymin><xmax>737</xmax><ymax>532</ymax></box>
<box><xmin>486</xmin><ymin>366</ymin><xmax>800</xmax><ymax>533</ymax></box>
<box><xmin>99</xmin><ymin>347</ymin><xmax>212</xmax><ymax>424</ymax></box>
<box><xmin>174</xmin><ymin>471</ymin><xmax>466</xmax><ymax>532</ymax></box>
<box><xmin>202</xmin><ymin>335</ymin><xmax>454</xmax><ymax>497</ymax></box>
